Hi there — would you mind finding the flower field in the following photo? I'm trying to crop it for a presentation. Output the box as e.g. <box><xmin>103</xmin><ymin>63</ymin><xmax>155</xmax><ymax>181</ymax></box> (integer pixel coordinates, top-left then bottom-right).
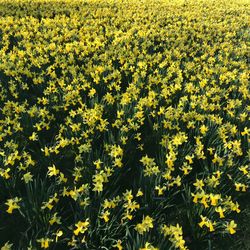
<box><xmin>0</xmin><ymin>0</ymin><xmax>249</xmax><ymax>249</ymax></box>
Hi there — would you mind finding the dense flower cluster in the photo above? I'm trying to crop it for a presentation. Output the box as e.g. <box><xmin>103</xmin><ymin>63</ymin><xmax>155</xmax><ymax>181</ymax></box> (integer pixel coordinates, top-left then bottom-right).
<box><xmin>0</xmin><ymin>0</ymin><xmax>249</xmax><ymax>249</ymax></box>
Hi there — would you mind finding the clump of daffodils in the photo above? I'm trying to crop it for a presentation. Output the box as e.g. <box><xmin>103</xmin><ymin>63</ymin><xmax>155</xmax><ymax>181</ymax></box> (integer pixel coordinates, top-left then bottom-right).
<box><xmin>0</xmin><ymin>0</ymin><xmax>249</xmax><ymax>249</ymax></box>
<box><xmin>135</xmin><ymin>216</ymin><xmax>154</xmax><ymax>234</ymax></box>
<box><xmin>162</xmin><ymin>224</ymin><xmax>188</xmax><ymax>250</ymax></box>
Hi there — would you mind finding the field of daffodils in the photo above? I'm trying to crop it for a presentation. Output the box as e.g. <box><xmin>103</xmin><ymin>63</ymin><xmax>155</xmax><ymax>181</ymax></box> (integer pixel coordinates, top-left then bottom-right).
<box><xmin>0</xmin><ymin>0</ymin><xmax>249</xmax><ymax>249</ymax></box>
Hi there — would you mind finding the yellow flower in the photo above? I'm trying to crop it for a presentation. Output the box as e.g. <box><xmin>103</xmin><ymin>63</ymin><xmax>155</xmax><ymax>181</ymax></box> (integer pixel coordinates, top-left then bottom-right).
<box><xmin>230</xmin><ymin>201</ymin><xmax>241</xmax><ymax>213</ymax></box>
<box><xmin>239</xmin><ymin>165</ymin><xmax>249</xmax><ymax>175</ymax></box>
<box><xmin>5</xmin><ymin>197</ymin><xmax>21</xmax><ymax>214</ymax></box>
<box><xmin>174</xmin><ymin>175</ymin><xmax>182</xmax><ymax>187</ymax></box>
<box><xmin>49</xmin><ymin>212</ymin><xmax>61</xmax><ymax>225</ymax></box>
<box><xmin>207</xmin><ymin>147</ymin><xmax>214</xmax><ymax>155</ymax></box>
<box><xmin>212</xmin><ymin>154</ymin><xmax>224</xmax><ymax>166</ymax></box>
<box><xmin>55</xmin><ymin>230</ymin><xmax>63</xmax><ymax>242</ymax></box>
<box><xmin>191</xmin><ymin>192</ymin><xmax>203</xmax><ymax>203</ymax></box>
<box><xmin>0</xmin><ymin>168</ymin><xmax>11</xmax><ymax>179</ymax></box>
<box><xmin>209</xmin><ymin>194</ymin><xmax>221</xmax><ymax>206</ymax></box>
<box><xmin>200</xmin><ymin>193</ymin><xmax>209</xmax><ymax>208</ymax></box>
<box><xmin>135</xmin><ymin>216</ymin><xmax>154</xmax><ymax>234</ymax></box>
<box><xmin>29</xmin><ymin>132</ymin><xmax>38</xmax><ymax>141</ymax></box>
<box><xmin>235</xmin><ymin>182</ymin><xmax>248</xmax><ymax>192</ymax></box>
<box><xmin>93</xmin><ymin>159</ymin><xmax>103</xmax><ymax>169</ymax></box>
<box><xmin>1</xmin><ymin>241</ymin><xmax>13</xmax><ymax>250</ymax></box>
<box><xmin>161</xmin><ymin>224</ymin><xmax>187</xmax><ymax>250</ymax></box>
<box><xmin>185</xmin><ymin>154</ymin><xmax>194</xmax><ymax>164</ymax></box>
<box><xmin>207</xmin><ymin>220</ymin><xmax>216</xmax><ymax>232</ymax></box>
<box><xmin>180</xmin><ymin>164</ymin><xmax>192</xmax><ymax>175</ymax></box>
<box><xmin>200</xmin><ymin>125</ymin><xmax>208</xmax><ymax>135</ymax></box>
<box><xmin>155</xmin><ymin>186</ymin><xmax>166</xmax><ymax>196</ymax></box>
<box><xmin>73</xmin><ymin>219</ymin><xmax>89</xmax><ymax>236</ymax></box>
<box><xmin>235</xmin><ymin>182</ymin><xmax>242</xmax><ymax>192</ymax></box>
<box><xmin>198</xmin><ymin>215</ymin><xmax>207</xmax><ymax>228</ymax></box>
<box><xmin>58</xmin><ymin>172</ymin><xmax>67</xmax><ymax>183</ymax></box>
<box><xmin>241</xmin><ymin>127</ymin><xmax>250</xmax><ymax>136</ymax></box>
<box><xmin>109</xmin><ymin>145</ymin><xmax>123</xmax><ymax>158</ymax></box>
<box><xmin>70</xmin><ymin>123</ymin><xmax>81</xmax><ymax>132</ymax></box>
<box><xmin>41</xmin><ymin>193</ymin><xmax>59</xmax><ymax>210</ymax></box>
<box><xmin>37</xmin><ymin>238</ymin><xmax>52</xmax><ymax>249</ymax></box>
<box><xmin>136</xmin><ymin>189</ymin><xmax>143</xmax><ymax>197</ymax></box>
<box><xmin>206</xmin><ymin>175</ymin><xmax>220</xmax><ymax>188</ymax></box>
<box><xmin>140</xmin><ymin>155</ymin><xmax>154</xmax><ymax>166</ymax></box>
<box><xmin>22</xmin><ymin>172</ymin><xmax>33</xmax><ymax>183</ymax></box>
<box><xmin>100</xmin><ymin>210</ymin><xmax>110</xmax><ymax>223</ymax></box>
<box><xmin>113</xmin><ymin>239</ymin><xmax>123</xmax><ymax>250</ymax></box>
<box><xmin>198</xmin><ymin>215</ymin><xmax>216</xmax><ymax>232</ymax></box>
<box><xmin>48</xmin><ymin>164</ymin><xmax>60</xmax><ymax>177</ymax></box>
<box><xmin>215</xmin><ymin>206</ymin><xmax>225</xmax><ymax>218</ymax></box>
<box><xmin>140</xmin><ymin>242</ymin><xmax>158</xmax><ymax>250</ymax></box>
<box><xmin>226</xmin><ymin>220</ymin><xmax>237</xmax><ymax>234</ymax></box>
<box><xmin>193</xmin><ymin>179</ymin><xmax>204</xmax><ymax>190</ymax></box>
<box><xmin>41</xmin><ymin>146</ymin><xmax>50</xmax><ymax>156</ymax></box>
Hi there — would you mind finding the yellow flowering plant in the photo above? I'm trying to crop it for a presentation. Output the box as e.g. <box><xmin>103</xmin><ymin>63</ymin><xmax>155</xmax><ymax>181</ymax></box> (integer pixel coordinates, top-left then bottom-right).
<box><xmin>0</xmin><ymin>0</ymin><xmax>249</xmax><ymax>249</ymax></box>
